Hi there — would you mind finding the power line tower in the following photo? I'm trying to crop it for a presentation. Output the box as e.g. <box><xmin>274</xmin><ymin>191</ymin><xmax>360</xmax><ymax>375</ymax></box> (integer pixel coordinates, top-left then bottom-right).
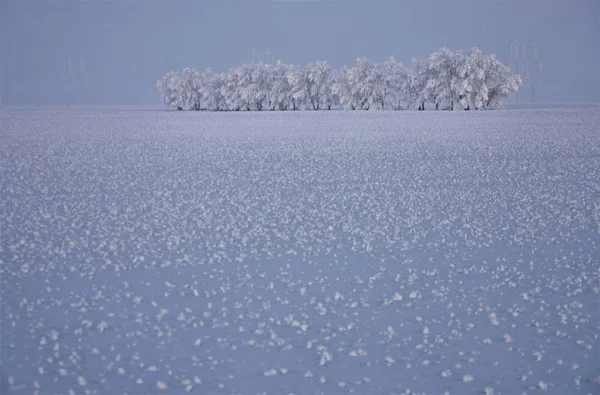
<box><xmin>248</xmin><ymin>48</ymin><xmax>258</xmax><ymax>64</ymax></box>
<box><xmin>247</xmin><ymin>49</ymin><xmax>274</xmax><ymax>65</ymax></box>
<box><xmin>510</xmin><ymin>38</ymin><xmax>543</xmax><ymax>102</ymax></box>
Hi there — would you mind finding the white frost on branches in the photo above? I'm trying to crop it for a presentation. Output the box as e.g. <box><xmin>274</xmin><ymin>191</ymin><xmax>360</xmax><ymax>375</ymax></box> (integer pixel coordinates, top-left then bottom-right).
<box><xmin>157</xmin><ymin>47</ymin><xmax>521</xmax><ymax>111</ymax></box>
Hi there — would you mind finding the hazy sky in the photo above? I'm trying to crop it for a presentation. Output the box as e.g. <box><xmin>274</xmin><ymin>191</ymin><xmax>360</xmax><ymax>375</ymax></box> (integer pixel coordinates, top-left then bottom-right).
<box><xmin>1</xmin><ymin>0</ymin><xmax>598</xmax><ymax>105</ymax></box>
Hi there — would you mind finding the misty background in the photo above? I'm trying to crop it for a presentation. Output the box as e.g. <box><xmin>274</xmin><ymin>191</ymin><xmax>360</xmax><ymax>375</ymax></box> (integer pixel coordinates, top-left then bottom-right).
<box><xmin>1</xmin><ymin>0</ymin><xmax>598</xmax><ymax>106</ymax></box>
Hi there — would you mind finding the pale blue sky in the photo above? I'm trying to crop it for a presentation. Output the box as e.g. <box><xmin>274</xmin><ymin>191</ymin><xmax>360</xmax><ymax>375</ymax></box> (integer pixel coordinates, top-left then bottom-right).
<box><xmin>1</xmin><ymin>0</ymin><xmax>598</xmax><ymax>105</ymax></box>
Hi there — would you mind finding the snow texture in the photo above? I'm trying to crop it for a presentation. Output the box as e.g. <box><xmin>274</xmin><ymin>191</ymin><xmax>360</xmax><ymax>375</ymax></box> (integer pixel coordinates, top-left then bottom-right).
<box><xmin>1</xmin><ymin>108</ymin><xmax>599</xmax><ymax>395</ymax></box>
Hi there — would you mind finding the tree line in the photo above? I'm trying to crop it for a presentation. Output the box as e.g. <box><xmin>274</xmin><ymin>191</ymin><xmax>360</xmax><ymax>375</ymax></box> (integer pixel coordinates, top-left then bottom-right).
<box><xmin>156</xmin><ymin>47</ymin><xmax>521</xmax><ymax>112</ymax></box>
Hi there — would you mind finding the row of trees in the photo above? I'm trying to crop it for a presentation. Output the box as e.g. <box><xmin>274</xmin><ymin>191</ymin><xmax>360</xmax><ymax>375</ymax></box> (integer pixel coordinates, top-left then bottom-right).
<box><xmin>156</xmin><ymin>47</ymin><xmax>522</xmax><ymax>111</ymax></box>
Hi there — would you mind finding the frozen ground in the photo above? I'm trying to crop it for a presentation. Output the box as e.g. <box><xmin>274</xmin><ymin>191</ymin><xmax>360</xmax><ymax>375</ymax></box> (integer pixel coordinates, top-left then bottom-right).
<box><xmin>1</xmin><ymin>108</ymin><xmax>599</xmax><ymax>395</ymax></box>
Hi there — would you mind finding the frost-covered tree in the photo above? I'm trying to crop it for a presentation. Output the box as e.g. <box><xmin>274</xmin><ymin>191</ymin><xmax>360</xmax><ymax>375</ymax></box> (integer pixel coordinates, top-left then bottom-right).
<box><xmin>181</xmin><ymin>67</ymin><xmax>202</xmax><ymax>110</ymax></box>
<box><xmin>306</xmin><ymin>61</ymin><xmax>332</xmax><ymax>110</ymax></box>
<box><xmin>346</xmin><ymin>58</ymin><xmax>371</xmax><ymax>110</ymax></box>
<box><xmin>330</xmin><ymin>66</ymin><xmax>354</xmax><ymax>110</ymax></box>
<box><xmin>249</xmin><ymin>62</ymin><xmax>271</xmax><ymax>111</ymax></box>
<box><xmin>267</xmin><ymin>61</ymin><xmax>293</xmax><ymax>110</ymax></box>
<box><xmin>344</xmin><ymin>57</ymin><xmax>387</xmax><ymax>110</ymax></box>
<box><xmin>287</xmin><ymin>65</ymin><xmax>308</xmax><ymax>110</ymax></box>
<box><xmin>238</xmin><ymin>63</ymin><xmax>258</xmax><ymax>111</ymax></box>
<box><xmin>400</xmin><ymin>58</ymin><xmax>429</xmax><ymax>110</ymax></box>
<box><xmin>330</xmin><ymin>67</ymin><xmax>351</xmax><ymax>109</ymax></box>
<box><xmin>482</xmin><ymin>54</ymin><xmax>522</xmax><ymax>109</ymax></box>
<box><xmin>456</xmin><ymin>48</ymin><xmax>522</xmax><ymax>110</ymax></box>
<box><xmin>221</xmin><ymin>63</ymin><xmax>269</xmax><ymax>111</ymax></box>
<box><xmin>457</xmin><ymin>48</ymin><xmax>489</xmax><ymax>110</ymax></box>
<box><xmin>201</xmin><ymin>68</ymin><xmax>225</xmax><ymax>111</ymax></box>
<box><xmin>426</xmin><ymin>47</ymin><xmax>465</xmax><ymax>110</ymax></box>
<box><xmin>382</xmin><ymin>56</ymin><xmax>406</xmax><ymax>110</ymax></box>
<box><xmin>222</xmin><ymin>65</ymin><xmax>246</xmax><ymax>111</ymax></box>
<box><xmin>156</xmin><ymin>71</ymin><xmax>174</xmax><ymax>109</ymax></box>
<box><xmin>486</xmin><ymin>74</ymin><xmax>521</xmax><ymax>109</ymax></box>
<box><xmin>366</xmin><ymin>61</ymin><xmax>387</xmax><ymax>110</ymax></box>
<box><xmin>321</xmin><ymin>68</ymin><xmax>338</xmax><ymax>110</ymax></box>
<box><xmin>157</xmin><ymin>47</ymin><xmax>520</xmax><ymax>111</ymax></box>
<box><xmin>156</xmin><ymin>71</ymin><xmax>187</xmax><ymax>110</ymax></box>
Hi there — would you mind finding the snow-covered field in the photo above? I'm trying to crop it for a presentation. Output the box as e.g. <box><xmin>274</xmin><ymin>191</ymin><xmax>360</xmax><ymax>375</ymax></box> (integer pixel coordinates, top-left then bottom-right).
<box><xmin>1</xmin><ymin>108</ymin><xmax>599</xmax><ymax>395</ymax></box>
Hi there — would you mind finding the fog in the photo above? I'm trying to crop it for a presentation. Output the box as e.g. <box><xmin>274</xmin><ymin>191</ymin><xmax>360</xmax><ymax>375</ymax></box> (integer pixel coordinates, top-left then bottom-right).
<box><xmin>1</xmin><ymin>0</ymin><xmax>598</xmax><ymax>105</ymax></box>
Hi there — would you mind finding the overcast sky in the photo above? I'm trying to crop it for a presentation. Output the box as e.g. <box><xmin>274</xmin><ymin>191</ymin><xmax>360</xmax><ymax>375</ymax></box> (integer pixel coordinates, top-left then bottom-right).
<box><xmin>1</xmin><ymin>0</ymin><xmax>598</xmax><ymax>105</ymax></box>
